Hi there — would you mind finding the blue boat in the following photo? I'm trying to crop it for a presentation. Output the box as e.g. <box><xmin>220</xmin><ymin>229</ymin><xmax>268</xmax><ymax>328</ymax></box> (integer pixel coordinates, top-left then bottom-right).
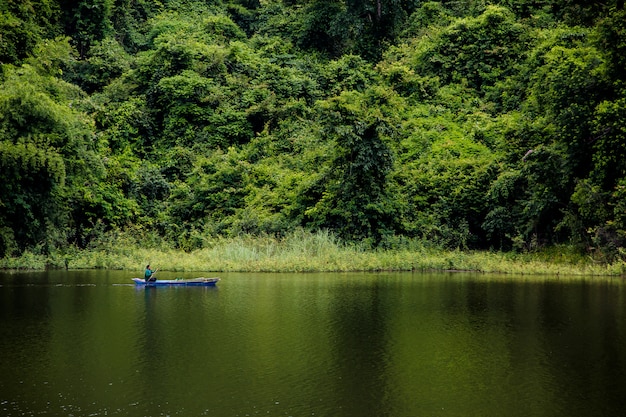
<box><xmin>132</xmin><ymin>277</ymin><xmax>220</xmax><ymax>287</ymax></box>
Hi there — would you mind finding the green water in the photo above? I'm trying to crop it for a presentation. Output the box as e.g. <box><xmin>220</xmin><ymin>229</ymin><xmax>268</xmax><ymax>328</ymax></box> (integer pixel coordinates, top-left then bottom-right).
<box><xmin>1</xmin><ymin>271</ymin><xmax>625</xmax><ymax>416</ymax></box>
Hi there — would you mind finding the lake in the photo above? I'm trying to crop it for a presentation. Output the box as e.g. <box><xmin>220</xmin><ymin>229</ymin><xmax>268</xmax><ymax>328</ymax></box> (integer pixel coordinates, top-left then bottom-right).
<box><xmin>1</xmin><ymin>270</ymin><xmax>625</xmax><ymax>416</ymax></box>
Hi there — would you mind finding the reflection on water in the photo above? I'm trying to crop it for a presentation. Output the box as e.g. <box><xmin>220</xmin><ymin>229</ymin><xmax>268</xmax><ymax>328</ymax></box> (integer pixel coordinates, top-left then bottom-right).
<box><xmin>1</xmin><ymin>271</ymin><xmax>625</xmax><ymax>416</ymax></box>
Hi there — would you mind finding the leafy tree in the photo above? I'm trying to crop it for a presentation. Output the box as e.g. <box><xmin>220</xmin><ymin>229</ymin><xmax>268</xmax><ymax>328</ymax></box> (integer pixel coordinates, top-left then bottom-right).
<box><xmin>95</xmin><ymin>95</ymin><xmax>157</xmax><ymax>156</ymax></box>
<box><xmin>318</xmin><ymin>54</ymin><xmax>377</xmax><ymax>96</ymax></box>
<box><xmin>57</xmin><ymin>0</ymin><xmax>114</xmax><ymax>57</ymax></box>
<box><xmin>565</xmin><ymin>95</ymin><xmax>626</xmax><ymax>258</ymax></box>
<box><xmin>402</xmin><ymin>2</ymin><xmax>452</xmax><ymax>38</ymax></box>
<box><xmin>305</xmin><ymin>87</ymin><xmax>398</xmax><ymax>243</ymax></box>
<box><xmin>594</xmin><ymin>8</ymin><xmax>626</xmax><ymax>86</ymax></box>
<box><xmin>0</xmin><ymin>39</ymin><xmax>136</xmax><ymax>253</ymax></box>
<box><xmin>0</xmin><ymin>140</ymin><xmax>65</xmax><ymax>255</ymax></box>
<box><xmin>65</xmin><ymin>37</ymin><xmax>131</xmax><ymax>93</ymax></box>
<box><xmin>166</xmin><ymin>148</ymin><xmax>249</xmax><ymax>241</ymax></box>
<box><xmin>411</xmin><ymin>5</ymin><xmax>528</xmax><ymax>93</ymax></box>
<box><xmin>0</xmin><ymin>0</ymin><xmax>60</xmax><ymax>64</ymax></box>
<box><xmin>110</xmin><ymin>0</ymin><xmax>161</xmax><ymax>52</ymax></box>
<box><xmin>394</xmin><ymin>100</ymin><xmax>499</xmax><ymax>248</ymax></box>
<box><xmin>297</xmin><ymin>0</ymin><xmax>347</xmax><ymax>57</ymax></box>
<box><xmin>289</xmin><ymin>0</ymin><xmax>417</xmax><ymax>60</ymax></box>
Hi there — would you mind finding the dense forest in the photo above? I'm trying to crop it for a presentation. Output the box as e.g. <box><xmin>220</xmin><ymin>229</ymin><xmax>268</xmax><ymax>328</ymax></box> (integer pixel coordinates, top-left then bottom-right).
<box><xmin>1</xmin><ymin>0</ymin><xmax>625</xmax><ymax>261</ymax></box>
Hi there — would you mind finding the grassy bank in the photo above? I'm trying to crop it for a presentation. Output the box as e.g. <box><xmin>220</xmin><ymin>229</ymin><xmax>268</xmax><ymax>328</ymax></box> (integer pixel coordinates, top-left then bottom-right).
<box><xmin>1</xmin><ymin>230</ymin><xmax>625</xmax><ymax>276</ymax></box>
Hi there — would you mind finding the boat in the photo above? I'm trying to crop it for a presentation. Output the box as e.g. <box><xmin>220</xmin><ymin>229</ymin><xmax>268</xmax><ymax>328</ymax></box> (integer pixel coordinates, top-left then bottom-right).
<box><xmin>132</xmin><ymin>277</ymin><xmax>220</xmax><ymax>287</ymax></box>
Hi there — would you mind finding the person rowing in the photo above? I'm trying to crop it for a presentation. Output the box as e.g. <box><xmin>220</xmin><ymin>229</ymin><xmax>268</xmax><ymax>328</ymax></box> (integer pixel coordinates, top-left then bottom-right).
<box><xmin>144</xmin><ymin>265</ymin><xmax>158</xmax><ymax>282</ymax></box>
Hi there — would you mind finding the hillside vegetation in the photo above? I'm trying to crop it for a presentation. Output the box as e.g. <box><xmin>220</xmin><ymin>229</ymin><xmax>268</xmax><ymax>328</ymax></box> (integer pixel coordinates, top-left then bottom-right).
<box><xmin>1</xmin><ymin>0</ymin><xmax>625</xmax><ymax>265</ymax></box>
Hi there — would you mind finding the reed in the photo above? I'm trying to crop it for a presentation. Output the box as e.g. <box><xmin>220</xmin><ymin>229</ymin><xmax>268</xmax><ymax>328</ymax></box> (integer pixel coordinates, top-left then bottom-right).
<box><xmin>1</xmin><ymin>231</ymin><xmax>625</xmax><ymax>276</ymax></box>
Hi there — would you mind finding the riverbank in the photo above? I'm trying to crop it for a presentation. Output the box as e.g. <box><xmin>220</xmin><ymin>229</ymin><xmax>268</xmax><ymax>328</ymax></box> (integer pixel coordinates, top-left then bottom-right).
<box><xmin>1</xmin><ymin>231</ymin><xmax>624</xmax><ymax>276</ymax></box>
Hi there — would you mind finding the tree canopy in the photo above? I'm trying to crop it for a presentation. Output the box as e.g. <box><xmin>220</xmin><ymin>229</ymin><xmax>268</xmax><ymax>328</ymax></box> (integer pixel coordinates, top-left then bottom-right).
<box><xmin>1</xmin><ymin>0</ymin><xmax>625</xmax><ymax>260</ymax></box>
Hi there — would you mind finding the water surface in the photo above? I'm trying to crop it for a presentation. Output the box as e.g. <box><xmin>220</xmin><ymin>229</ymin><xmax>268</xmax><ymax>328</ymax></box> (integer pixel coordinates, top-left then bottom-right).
<box><xmin>1</xmin><ymin>270</ymin><xmax>625</xmax><ymax>416</ymax></box>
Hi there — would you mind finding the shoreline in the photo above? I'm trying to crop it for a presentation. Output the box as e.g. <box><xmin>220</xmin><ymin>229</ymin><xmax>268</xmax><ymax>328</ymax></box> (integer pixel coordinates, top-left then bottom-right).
<box><xmin>1</xmin><ymin>247</ymin><xmax>624</xmax><ymax>277</ymax></box>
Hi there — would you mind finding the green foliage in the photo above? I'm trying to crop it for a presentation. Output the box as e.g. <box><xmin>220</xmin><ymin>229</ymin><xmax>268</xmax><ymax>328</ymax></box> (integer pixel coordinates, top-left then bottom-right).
<box><xmin>591</xmin><ymin>97</ymin><xmax>626</xmax><ymax>187</ymax></box>
<box><xmin>0</xmin><ymin>0</ymin><xmax>60</xmax><ymax>64</ymax></box>
<box><xmin>2</xmin><ymin>0</ymin><xmax>626</xmax><ymax>262</ymax></box>
<box><xmin>0</xmin><ymin>38</ymin><xmax>138</xmax><ymax>255</ymax></box>
<box><xmin>319</xmin><ymin>54</ymin><xmax>377</xmax><ymax>96</ymax></box>
<box><xmin>109</xmin><ymin>0</ymin><xmax>160</xmax><ymax>51</ymax></box>
<box><xmin>66</xmin><ymin>37</ymin><xmax>131</xmax><ymax>93</ymax></box>
<box><xmin>594</xmin><ymin>9</ymin><xmax>626</xmax><ymax>82</ymax></box>
<box><xmin>96</xmin><ymin>96</ymin><xmax>156</xmax><ymax>154</ymax></box>
<box><xmin>258</xmin><ymin>0</ymin><xmax>417</xmax><ymax>60</ymax></box>
<box><xmin>396</xmin><ymin>107</ymin><xmax>499</xmax><ymax>249</ymax></box>
<box><xmin>305</xmin><ymin>87</ymin><xmax>398</xmax><ymax>243</ymax></box>
<box><xmin>402</xmin><ymin>2</ymin><xmax>452</xmax><ymax>37</ymax></box>
<box><xmin>165</xmin><ymin>148</ymin><xmax>249</xmax><ymax>241</ymax></box>
<box><xmin>0</xmin><ymin>140</ymin><xmax>65</xmax><ymax>255</ymax></box>
<box><xmin>58</xmin><ymin>0</ymin><xmax>115</xmax><ymax>57</ymax></box>
<box><xmin>411</xmin><ymin>6</ymin><xmax>529</xmax><ymax>92</ymax></box>
<box><xmin>563</xmin><ymin>94</ymin><xmax>626</xmax><ymax>259</ymax></box>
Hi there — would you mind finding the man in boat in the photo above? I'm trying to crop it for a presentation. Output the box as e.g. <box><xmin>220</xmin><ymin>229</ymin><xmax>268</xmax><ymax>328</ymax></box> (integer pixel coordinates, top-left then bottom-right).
<box><xmin>144</xmin><ymin>265</ymin><xmax>157</xmax><ymax>282</ymax></box>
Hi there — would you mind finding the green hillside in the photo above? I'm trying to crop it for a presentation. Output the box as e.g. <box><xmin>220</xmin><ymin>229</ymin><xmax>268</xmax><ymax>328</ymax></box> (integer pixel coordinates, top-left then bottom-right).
<box><xmin>1</xmin><ymin>0</ymin><xmax>625</xmax><ymax>264</ymax></box>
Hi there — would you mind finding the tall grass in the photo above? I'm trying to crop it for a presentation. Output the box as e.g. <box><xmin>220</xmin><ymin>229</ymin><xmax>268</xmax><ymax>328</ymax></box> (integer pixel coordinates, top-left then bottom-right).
<box><xmin>1</xmin><ymin>230</ymin><xmax>625</xmax><ymax>276</ymax></box>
